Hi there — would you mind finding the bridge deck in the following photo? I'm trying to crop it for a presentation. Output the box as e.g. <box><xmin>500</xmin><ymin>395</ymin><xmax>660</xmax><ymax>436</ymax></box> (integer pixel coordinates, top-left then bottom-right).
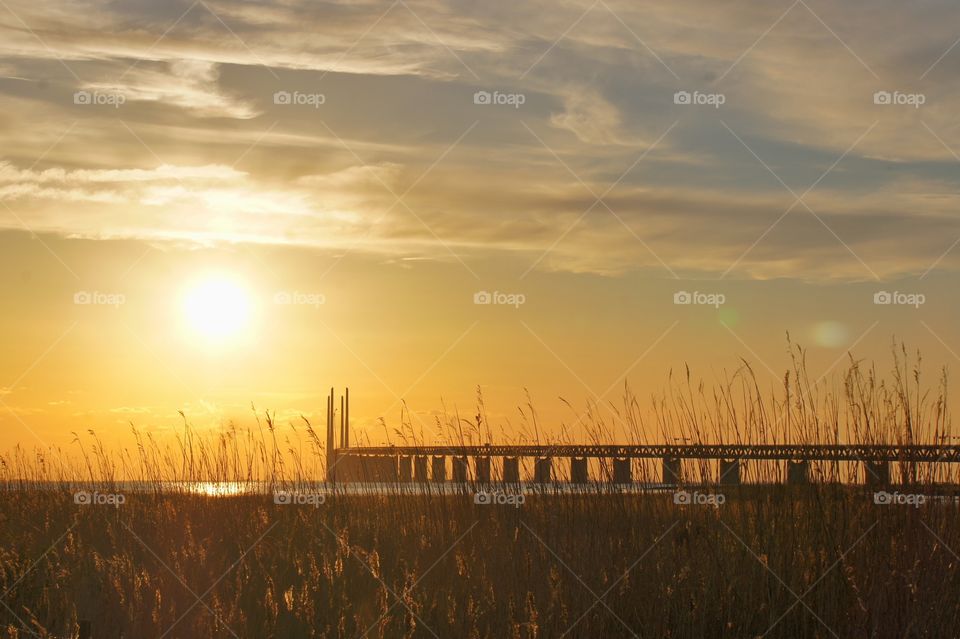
<box><xmin>338</xmin><ymin>444</ymin><xmax>960</xmax><ymax>463</ymax></box>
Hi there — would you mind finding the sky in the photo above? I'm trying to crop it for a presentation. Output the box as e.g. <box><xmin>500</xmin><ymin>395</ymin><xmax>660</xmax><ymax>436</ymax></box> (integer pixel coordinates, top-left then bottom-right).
<box><xmin>1</xmin><ymin>0</ymin><xmax>960</xmax><ymax>451</ymax></box>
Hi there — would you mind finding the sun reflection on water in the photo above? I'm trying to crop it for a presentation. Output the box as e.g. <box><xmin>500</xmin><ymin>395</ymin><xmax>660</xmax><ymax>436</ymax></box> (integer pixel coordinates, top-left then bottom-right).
<box><xmin>187</xmin><ymin>481</ymin><xmax>250</xmax><ymax>496</ymax></box>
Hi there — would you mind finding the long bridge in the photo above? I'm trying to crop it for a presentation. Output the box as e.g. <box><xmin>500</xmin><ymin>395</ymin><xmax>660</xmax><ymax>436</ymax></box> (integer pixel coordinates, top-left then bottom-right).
<box><xmin>323</xmin><ymin>389</ymin><xmax>959</xmax><ymax>485</ymax></box>
<box><xmin>339</xmin><ymin>444</ymin><xmax>960</xmax><ymax>463</ymax></box>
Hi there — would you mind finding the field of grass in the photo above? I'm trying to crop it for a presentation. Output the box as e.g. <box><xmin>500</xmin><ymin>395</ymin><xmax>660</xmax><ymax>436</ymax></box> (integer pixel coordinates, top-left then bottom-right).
<box><xmin>3</xmin><ymin>486</ymin><xmax>960</xmax><ymax>637</ymax></box>
<box><xmin>1</xmin><ymin>344</ymin><xmax>958</xmax><ymax>638</ymax></box>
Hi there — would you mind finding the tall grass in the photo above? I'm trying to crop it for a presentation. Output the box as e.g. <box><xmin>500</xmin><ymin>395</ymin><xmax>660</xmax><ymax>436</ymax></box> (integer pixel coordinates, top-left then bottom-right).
<box><xmin>0</xmin><ymin>343</ymin><xmax>957</xmax><ymax>637</ymax></box>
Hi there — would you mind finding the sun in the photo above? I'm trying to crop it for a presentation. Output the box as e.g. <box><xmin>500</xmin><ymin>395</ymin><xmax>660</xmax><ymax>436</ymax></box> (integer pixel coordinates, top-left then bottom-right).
<box><xmin>181</xmin><ymin>274</ymin><xmax>253</xmax><ymax>344</ymax></box>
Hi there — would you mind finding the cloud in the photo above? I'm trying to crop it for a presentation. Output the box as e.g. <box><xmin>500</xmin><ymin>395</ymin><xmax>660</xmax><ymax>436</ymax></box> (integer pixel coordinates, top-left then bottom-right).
<box><xmin>550</xmin><ymin>91</ymin><xmax>630</xmax><ymax>145</ymax></box>
<box><xmin>1</xmin><ymin>0</ymin><xmax>960</xmax><ymax>280</ymax></box>
<box><xmin>83</xmin><ymin>60</ymin><xmax>259</xmax><ymax>118</ymax></box>
<box><xmin>0</xmin><ymin>0</ymin><xmax>503</xmax><ymax>77</ymax></box>
<box><xmin>0</xmin><ymin>161</ymin><xmax>245</xmax><ymax>184</ymax></box>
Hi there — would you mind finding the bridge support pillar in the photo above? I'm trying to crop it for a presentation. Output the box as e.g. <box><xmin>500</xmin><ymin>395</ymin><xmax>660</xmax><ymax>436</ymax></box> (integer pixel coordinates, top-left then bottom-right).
<box><xmin>475</xmin><ymin>457</ymin><xmax>491</xmax><ymax>484</ymax></box>
<box><xmin>502</xmin><ymin>457</ymin><xmax>520</xmax><ymax>484</ymax></box>
<box><xmin>399</xmin><ymin>456</ymin><xmax>413</xmax><ymax>482</ymax></box>
<box><xmin>787</xmin><ymin>460</ymin><xmax>810</xmax><ymax>485</ymax></box>
<box><xmin>534</xmin><ymin>457</ymin><xmax>552</xmax><ymax>484</ymax></box>
<box><xmin>380</xmin><ymin>455</ymin><xmax>400</xmax><ymax>482</ymax></box>
<box><xmin>431</xmin><ymin>456</ymin><xmax>446</xmax><ymax>482</ymax></box>
<box><xmin>662</xmin><ymin>457</ymin><xmax>682</xmax><ymax>484</ymax></box>
<box><xmin>864</xmin><ymin>461</ymin><xmax>890</xmax><ymax>486</ymax></box>
<box><xmin>612</xmin><ymin>458</ymin><xmax>632</xmax><ymax>484</ymax></box>
<box><xmin>453</xmin><ymin>456</ymin><xmax>469</xmax><ymax>483</ymax></box>
<box><xmin>719</xmin><ymin>459</ymin><xmax>741</xmax><ymax>486</ymax></box>
<box><xmin>570</xmin><ymin>457</ymin><xmax>588</xmax><ymax>483</ymax></box>
<box><xmin>414</xmin><ymin>456</ymin><xmax>429</xmax><ymax>482</ymax></box>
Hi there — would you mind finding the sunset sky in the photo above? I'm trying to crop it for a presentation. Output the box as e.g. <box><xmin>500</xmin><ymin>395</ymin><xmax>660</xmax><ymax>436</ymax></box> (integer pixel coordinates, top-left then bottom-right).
<box><xmin>2</xmin><ymin>0</ymin><xmax>960</xmax><ymax>449</ymax></box>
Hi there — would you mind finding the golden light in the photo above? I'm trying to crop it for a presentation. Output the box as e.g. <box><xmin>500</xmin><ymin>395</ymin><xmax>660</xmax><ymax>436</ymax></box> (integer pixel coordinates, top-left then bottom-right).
<box><xmin>181</xmin><ymin>274</ymin><xmax>253</xmax><ymax>344</ymax></box>
<box><xmin>188</xmin><ymin>481</ymin><xmax>249</xmax><ymax>496</ymax></box>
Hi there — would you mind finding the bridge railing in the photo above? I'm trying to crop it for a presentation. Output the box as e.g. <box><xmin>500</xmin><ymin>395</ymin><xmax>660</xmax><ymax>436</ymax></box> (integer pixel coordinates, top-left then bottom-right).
<box><xmin>335</xmin><ymin>444</ymin><xmax>960</xmax><ymax>463</ymax></box>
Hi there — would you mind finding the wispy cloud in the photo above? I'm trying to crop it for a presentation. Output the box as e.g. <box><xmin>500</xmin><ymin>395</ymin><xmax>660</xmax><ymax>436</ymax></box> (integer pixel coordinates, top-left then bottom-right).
<box><xmin>1</xmin><ymin>0</ymin><xmax>959</xmax><ymax>279</ymax></box>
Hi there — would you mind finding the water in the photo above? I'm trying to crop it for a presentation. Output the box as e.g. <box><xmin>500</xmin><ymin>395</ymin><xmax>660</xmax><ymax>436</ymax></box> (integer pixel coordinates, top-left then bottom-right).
<box><xmin>4</xmin><ymin>480</ymin><xmax>682</xmax><ymax>496</ymax></box>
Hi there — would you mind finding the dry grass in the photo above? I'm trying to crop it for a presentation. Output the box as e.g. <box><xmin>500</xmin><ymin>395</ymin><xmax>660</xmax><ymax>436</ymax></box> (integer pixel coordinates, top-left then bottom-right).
<box><xmin>0</xmin><ymin>343</ymin><xmax>958</xmax><ymax>638</ymax></box>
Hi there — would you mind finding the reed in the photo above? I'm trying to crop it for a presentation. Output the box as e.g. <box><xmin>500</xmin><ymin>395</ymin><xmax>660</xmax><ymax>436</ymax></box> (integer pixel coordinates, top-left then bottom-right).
<box><xmin>0</xmin><ymin>343</ymin><xmax>955</xmax><ymax>637</ymax></box>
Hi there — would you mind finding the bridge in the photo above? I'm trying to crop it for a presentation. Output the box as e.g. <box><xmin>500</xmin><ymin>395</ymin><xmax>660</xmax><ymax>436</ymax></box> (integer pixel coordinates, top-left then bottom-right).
<box><xmin>337</xmin><ymin>444</ymin><xmax>960</xmax><ymax>463</ymax></box>
<box><xmin>322</xmin><ymin>389</ymin><xmax>958</xmax><ymax>486</ymax></box>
